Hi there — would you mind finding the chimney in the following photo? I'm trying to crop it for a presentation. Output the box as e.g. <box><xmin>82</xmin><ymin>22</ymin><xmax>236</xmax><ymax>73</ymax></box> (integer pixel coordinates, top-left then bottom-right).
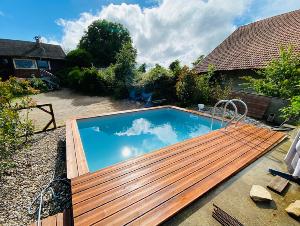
<box><xmin>34</xmin><ymin>35</ymin><xmax>41</xmax><ymax>46</ymax></box>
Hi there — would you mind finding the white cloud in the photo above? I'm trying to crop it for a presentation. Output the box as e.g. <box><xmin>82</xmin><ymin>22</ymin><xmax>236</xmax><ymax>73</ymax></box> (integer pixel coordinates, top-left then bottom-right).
<box><xmin>40</xmin><ymin>36</ymin><xmax>60</xmax><ymax>45</ymax></box>
<box><xmin>49</xmin><ymin>0</ymin><xmax>300</xmax><ymax>66</ymax></box>
<box><xmin>53</xmin><ymin>0</ymin><xmax>250</xmax><ymax>66</ymax></box>
<box><xmin>0</xmin><ymin>11</ymin><xmax>4</xmax><ymax>17</ymax></box>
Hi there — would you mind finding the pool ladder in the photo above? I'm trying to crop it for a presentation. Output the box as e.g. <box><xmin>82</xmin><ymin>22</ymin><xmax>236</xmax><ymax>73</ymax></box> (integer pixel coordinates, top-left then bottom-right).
<box><xmin>210</xmin><ymin>99</ymin><xmax>248</xmax><ymax>130</ymax></box>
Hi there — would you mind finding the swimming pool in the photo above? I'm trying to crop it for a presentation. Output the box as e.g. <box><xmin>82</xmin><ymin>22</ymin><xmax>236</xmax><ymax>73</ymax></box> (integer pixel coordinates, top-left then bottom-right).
<box><xmin>75</xmin><ymin>107</ymin><xmax>223</xmax><ymax>172</ymax></box>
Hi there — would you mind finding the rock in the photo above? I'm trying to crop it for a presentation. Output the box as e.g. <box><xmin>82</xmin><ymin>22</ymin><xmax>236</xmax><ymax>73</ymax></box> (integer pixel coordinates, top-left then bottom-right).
<box><xmin>250</xmin><ymin>185</ymin><xmax>272</xmax><ymax>202</ymax></box>
<box><xmin>285</xmin><ymin>200</ymin><xmax>300</xmax><ymax>217</ymax></box>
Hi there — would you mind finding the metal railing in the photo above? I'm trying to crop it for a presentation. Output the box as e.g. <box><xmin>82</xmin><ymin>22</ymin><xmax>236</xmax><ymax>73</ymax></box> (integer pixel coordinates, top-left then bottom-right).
<box><xmin>210</xmin><ymin>99</ymin><xmax>248</xmax><ymax>130</ymax></box>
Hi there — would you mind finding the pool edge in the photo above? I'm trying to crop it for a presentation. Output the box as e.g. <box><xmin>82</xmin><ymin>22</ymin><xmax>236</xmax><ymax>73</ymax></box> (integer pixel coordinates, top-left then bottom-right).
<box><xmin>66</xmin><ymin>105</ymin><xmax>228</xmax><ymax>179</ymax></box>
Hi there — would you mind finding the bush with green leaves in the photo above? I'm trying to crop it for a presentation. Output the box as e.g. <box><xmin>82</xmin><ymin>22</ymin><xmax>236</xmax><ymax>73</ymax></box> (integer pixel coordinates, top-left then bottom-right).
<box><xmin>137</xmin><ymin>64</ymin><xmax>176</xmax><ymax>100</ymax></box>
<box><xmin>176</xmin><ymin>65</ymin><xmax>231</xmax><ymax>105</ymax></box>
<box><xmin>29</xmin><ymin>77</ymin><xmax>49</xmax><ymax>92</ymax></box>
<box><xmin>244</xmin><ymin>46</ymin><xmax>300</xmax><ymax>121</ymax></box>
<box><xmin>0</xmin><ymin>77</ymin><xmax>35</xmax><ymax>176</ymax></box>
<box><xmin>175</xmin><ymin>66</ymin><xmax>196</xmax><ymax>105</ymax></box>
<box><xmin>66</xmin><ymin>48</ymin><xmax>92</xmax><ymax>68</ymax></box>
<box><xmin>280</xmin><ymin>96</ymin><xmax>300</xmax><ymax>123</ymax></box>
<box><xmin>67</xmin><ymin>67</ymin><xmax>108</xmax><ymax>95</ymax></box>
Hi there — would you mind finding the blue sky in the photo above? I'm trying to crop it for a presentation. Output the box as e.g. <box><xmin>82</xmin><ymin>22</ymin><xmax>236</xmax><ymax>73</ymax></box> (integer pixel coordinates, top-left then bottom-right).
<box><xmin>0</xmin><ymin>0</ymin><xmax>300</xmax><ymax>65</ymax></box>
<box><xmin>0</xmin><ymin>0</ymin><xmax>157</xmax><ymax>41</ymax></box>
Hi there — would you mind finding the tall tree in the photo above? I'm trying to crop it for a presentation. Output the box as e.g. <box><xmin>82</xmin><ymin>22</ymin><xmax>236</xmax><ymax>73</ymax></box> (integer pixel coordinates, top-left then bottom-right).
<box><xmin>79</xmin><ymin>20</ymin><xmax>131</xmax><ymax>67</ymax></box>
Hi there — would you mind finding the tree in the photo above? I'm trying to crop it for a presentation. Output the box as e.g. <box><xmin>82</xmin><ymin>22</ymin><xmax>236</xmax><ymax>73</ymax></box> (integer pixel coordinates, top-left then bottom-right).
<box><xmin>138</xmin><ymin>63</ymin><xmax>147</xmax><ymax>73</ymax></box>
<box><xmin>114</xmin><ymin>41</ymin><xmax>137</xmax><ymax>98</ymax></box>
<box><xmin>66</xmin><ymin>48</ymin><xmax>92</xmax><ymax>67</ymax></box>
<box><xmin>79</xmin><ymin>20</ymin><xmax>131</xmax><ymax>67</ymax></box>
<box><xmin>244</xmin><ymin>46</ymin><xmax>300</xmax><ymax>98</ymax></box>
<box><xmin>169</xmin><ymin>60</ymin><xmax>182</xmax><ymax>78</ymax></box>
<box><xmin>192</xmin><ymin>55</ymin><xmax>205</xmax><ymax>67</ymax></box>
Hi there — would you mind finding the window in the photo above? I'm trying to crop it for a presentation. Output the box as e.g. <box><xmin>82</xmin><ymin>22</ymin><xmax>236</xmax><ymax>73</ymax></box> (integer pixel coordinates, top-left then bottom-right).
<box><xmin>13</xmin><ymin>59</ymin><xmax>37</xmax><ymax>69</ymax></box>
<box><xmin>37</xmin><ymin>60</ymin><xmax>50</xmax><ymax>69</ymax></box>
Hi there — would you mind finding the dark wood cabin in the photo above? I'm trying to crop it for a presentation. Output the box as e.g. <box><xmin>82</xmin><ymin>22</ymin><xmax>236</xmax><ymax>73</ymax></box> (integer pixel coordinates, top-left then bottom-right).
<box><xmin>0</xmin><ymin>37</ymin><xmax>66</xmax><ymax>80</ymax></box>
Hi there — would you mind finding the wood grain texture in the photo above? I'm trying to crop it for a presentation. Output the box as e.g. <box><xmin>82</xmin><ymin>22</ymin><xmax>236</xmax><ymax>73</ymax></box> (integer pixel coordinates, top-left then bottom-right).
<box><xmin>29</xmin><ymin>209</ymin><xmax>73</xmax><ymax>226</ymax></box>
<box><xmin>70</xmin><ymin>124</ymin><xmax>285</xmax><ymax>226</ymax></box>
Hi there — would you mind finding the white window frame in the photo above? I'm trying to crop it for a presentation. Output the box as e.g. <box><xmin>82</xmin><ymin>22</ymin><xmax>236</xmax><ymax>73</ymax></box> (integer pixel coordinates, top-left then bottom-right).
<box><xmin>13</xmin><ymin>58</ymin><xmax>38</xmax><ymax>70</ymax></box>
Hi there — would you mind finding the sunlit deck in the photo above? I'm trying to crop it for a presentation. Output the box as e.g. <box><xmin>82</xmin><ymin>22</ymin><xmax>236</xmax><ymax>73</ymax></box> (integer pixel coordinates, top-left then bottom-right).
<box><xmin>69</xmin><ymin>124</ymin><xmax>285</xmax><ymax>225</ymax></box>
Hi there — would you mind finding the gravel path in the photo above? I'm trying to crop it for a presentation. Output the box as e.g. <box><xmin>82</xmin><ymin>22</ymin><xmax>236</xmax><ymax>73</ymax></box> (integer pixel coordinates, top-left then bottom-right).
<box><xmin>0</xmin><ymin>128</ymin><xmax>70</xmax><ymax>226</ymax></box>
<box><xmin>27</xmin><ymin>88</ymin><xmax>142</xmax><ymax>131</ymax></box>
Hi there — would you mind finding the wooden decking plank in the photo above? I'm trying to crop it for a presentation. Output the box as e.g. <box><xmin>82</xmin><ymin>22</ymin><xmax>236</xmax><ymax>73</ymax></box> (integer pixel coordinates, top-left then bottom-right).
<box><xmin>72</xmin><ymin>124</ymin><xmax>276</xmax><ymax>186</ymax></box>
<box><xmin>72</xmin><ymin>128</ymin><xmax>269</xmax><ymax>218</ymax></box>
<box><xmin>72</xmin><ymin>125</ymin><xmax>260</xmax><ymax>191</ymax></box>
<box><xmin>73</xmin><ymin>128</ymin><xmax>277</xmax><ymax>224</ymax></box>
<box><xmin>66</xmin><ymin>120</ymin><xmax>79</xmax><ymax>179</ymax></box>
<box><xmin>128</xmin><ymin>132</ymin><xmax>285</xmax><ymax>225</ymax></box>
<box><xmin>71</xmin><ymin>124</ymin><xmax>258</xmax><ymax>185</ymax></box>
<box><xmin>71</xmin><ymin>121</ymin><xmax>89</xmax><ymax>176</ymax></box>
<box><xmin>56</xmin><ymin>212</ymin><xmax>64</xmax><ymax>226</ymax></box>
<box><xmin>72</xmin><ymin>126</ymin><xmax>250</xmax><ymax>194</ymax></box>
<box><xmin>90</xmin><ymin>131</ymin><xmax>284</xmax><ymax>226</ymax></box>
<box><xmin>72</xmin><ymin>126</ymin><xmax>268</xmax><ymax>205</ymax></box>
<box><xmin>39</xmin><ymin>215</ymin><xmax>57</xmax><ymax>226</ymax></box>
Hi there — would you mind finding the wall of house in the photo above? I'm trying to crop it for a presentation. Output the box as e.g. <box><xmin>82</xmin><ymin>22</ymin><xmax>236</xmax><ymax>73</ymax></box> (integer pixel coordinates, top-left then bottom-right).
<box><xmin>0</xmin><ymin>57</ymin><xmax>65</xmax><ymax>80</ymax></box>
<box><xmin>214</xmin><ymin>69</ymin><xmax>289</xmax><ymax>125</ymax></box>
<box><xmin>216</xmin><ymin>69</ymin><xmax>260</xmax><ymax>92</ymax></box>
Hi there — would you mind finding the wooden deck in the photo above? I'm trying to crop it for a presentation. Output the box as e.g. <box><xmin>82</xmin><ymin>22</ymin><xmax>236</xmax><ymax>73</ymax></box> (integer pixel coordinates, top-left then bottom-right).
<box><xmin>70</xmin><ymin>124</ymin><xmax>285</xmax><ymax>226</ymax></box>
<box><xmin>30</xmin><ymin>209</ymin><xmax>73</xmax><ymax>226</ymax></box>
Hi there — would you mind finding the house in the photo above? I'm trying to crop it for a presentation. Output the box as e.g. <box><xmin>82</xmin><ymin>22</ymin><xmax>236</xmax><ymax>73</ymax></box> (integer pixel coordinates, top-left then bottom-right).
<box><xmin>194</xmin><ymin>10</ymin><xmax>300</xmax><ymax>122</ymax></box>
<box><xmin>0</xmin><ymin>37</ymin><xmax>66</xmax><ymax>80</ymax></box>
<box><xmin>195</xmin><ymin>9</ymin><xmax>300</xmax><ymax>91</ymax></box>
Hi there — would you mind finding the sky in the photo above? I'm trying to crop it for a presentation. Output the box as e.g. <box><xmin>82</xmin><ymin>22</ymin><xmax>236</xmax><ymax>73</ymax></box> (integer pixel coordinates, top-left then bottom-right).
<box><xmin>1</xmin><ymin>0</ymin><xmax>300</xmax><ymax>66</ymax></box>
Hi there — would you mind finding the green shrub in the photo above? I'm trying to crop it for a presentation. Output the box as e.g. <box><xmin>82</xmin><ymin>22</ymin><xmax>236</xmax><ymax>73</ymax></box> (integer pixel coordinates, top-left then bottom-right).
<box><xmin>280</xmin><ymin>96</ymin><xmax>300</xmax><ymax>122</ymax></box>
<box><xmin>176</xmin><ymin>65</ymin><xmax>231</xmax><ymax>106</ymax></box>
<box><xmin>175</xmin><ymin>66</ymin><xmax>196</xmax><ymax>105</ymax></box>
<box><xmin>243</xmin><ymin>46</ymin><xmax>300</xmax><ymax>121</ymax></box>
<box><xmin>29</xmin><ymin>77</ymin><xmax>49</xmax><ymax>92</ymax></box>
<box><xmin>138</xmin><ymin>64</ymin><xmax>176</xmax><ymax>100</ymax></box>
<box><xmin>81</xmin><ymin>68</ymin><xmax>107</xmax><ymax>95</ymax></box>
<box><xmin>0</xmin><ymin>78</ymin><xmax>35</xmax><ymax>176</ymax></box>
<box><xmin>66</xmin><ymin>48</ymin><xmax>92</xmax><ymax>68</ymax></box>
<box><xmin>66</xmin><ymin>67</ymin><xmax>109</xmax><ymax>95</ymax></box>
<box><xmin>67</xmin><ymin>67</ymin><xmax>83</xmax><ymax>89</ymax></box>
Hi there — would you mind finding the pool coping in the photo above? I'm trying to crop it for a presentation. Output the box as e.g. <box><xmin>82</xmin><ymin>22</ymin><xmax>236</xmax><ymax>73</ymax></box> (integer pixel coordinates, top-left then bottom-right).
<box><xmin>66</xmin><ymin>105</ymin><xmax>229</xmax><ymax>179</ymax></box>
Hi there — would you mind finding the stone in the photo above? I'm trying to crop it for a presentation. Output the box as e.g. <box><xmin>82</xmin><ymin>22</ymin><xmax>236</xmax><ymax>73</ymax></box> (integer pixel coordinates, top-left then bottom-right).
<box><xmin>285</xmin><ymin>200</ymin><xmax>300</xmax><ymax>217</ymax></box>
<box><xmin>250</xmin><ymin>185</ymin><xmax>272</xmax><ymax>202</ymax></box>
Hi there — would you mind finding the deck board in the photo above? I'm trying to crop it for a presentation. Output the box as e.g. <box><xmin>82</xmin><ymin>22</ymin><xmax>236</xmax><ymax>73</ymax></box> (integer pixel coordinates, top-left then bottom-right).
<box><xmin>70</xmin><ymin>124</ymin><xmax>285</xmax><ymax>226</ymax></box>
<box><xmin>29</xmin><ymin>209</ymin><xmax>73</xmax><ymax>226</ymax></box>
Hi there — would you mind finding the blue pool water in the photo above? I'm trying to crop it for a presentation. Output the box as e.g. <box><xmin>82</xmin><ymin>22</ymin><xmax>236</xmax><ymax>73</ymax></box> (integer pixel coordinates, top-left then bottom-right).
<box><xmin>77</xmin><ymin>108</ymin><xmax>222</xmax><ymax>172</ymax></box>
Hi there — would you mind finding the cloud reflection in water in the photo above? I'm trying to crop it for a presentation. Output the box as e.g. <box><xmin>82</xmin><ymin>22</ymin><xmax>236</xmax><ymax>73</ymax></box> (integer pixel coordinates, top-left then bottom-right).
<box><xmin>115</xmin><ymin>118</ymin><xmax>178</xmax><ymax>144</ymax></box>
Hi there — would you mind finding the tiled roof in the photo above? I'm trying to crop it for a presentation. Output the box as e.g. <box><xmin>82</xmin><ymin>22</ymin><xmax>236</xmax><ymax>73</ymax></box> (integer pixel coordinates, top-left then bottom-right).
<box><xmin>0</xmin><ymin>39</ymin><xmax>66</xmax><ymax>59</ymax></box>
<box><xmin>195</xmin><ymin>10</ymin><xmax>300</xmax><ymax>73</ymax></box>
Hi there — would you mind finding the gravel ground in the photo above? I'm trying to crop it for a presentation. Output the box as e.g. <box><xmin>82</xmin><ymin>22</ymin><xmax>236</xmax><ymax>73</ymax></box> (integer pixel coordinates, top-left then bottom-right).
<box><xmin>0</xmin><ymin>127</ymin><xmax>70</xmax><ymax>226</ymax></box>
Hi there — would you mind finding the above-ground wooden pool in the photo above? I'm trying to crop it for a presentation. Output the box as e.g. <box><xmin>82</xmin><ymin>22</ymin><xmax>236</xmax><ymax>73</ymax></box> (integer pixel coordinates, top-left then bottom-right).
<box><xmin>65</xmin><ymin>106</ymin><xmax>285</xmax><ymax>226</ymax></box>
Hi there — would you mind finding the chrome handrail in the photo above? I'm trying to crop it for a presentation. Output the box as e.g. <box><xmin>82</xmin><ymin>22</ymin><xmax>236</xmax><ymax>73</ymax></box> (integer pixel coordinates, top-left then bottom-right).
<box><xmin>210</xmin><ymin>100</ymin><xmax>238</xmax><ymax>130</ymax></box>
<box><xmin>231</xmin><ymin>99</ymin><xmax>248</xmax><ymax>126</ymax></box>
